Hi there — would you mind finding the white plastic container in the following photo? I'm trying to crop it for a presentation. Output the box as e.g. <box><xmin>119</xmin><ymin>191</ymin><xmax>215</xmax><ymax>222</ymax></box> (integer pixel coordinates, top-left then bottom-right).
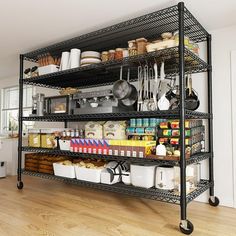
<box><xmin>101</xmin><ymin>161</ymin><xmax>121</xmax><ymax>185</ymax></box>
<box><xmin>53</xmin><ymin>162</ymin><xmax>75</xmax><ymax>178</ymax></box>
<box><xmin>101</xmin><ymin>170</ymin><xmax>121</xmax><ymax>185</ymax></box>
<box><xmin>59</xmin><ymin>140</ymin><xmax>71</xmax><ymax>151</ymax></box>
<box><xmin>122</xmin><ymin>171</ymin><xmax>131</xmax><ymax>185</ymax></box>
<box><xmin>38</xmin><ymin>65</ymin><xmax>59</xmax><ymax>75</ymax></box>
<box><xmin>131</xmin><ymin>164</ymin><xmax>156</xmax><ymax>188</ymax></box>
<box><xmin>75</xmin><ymin>166</ymin><xmax>102</xmax><ymax>183</ymax></box>
<box><xmin>155</xmin><ymin>166</ymin><xmax>175</xmax><ymax>190</ymax></box>
<box><xmin>0</xmin><ymin>162</ymin><xmax>6</xmax><ymax>178</ymax></box>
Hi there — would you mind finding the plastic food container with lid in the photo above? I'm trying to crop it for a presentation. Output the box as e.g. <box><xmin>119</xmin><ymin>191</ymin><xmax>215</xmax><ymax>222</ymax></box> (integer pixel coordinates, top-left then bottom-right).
<box><xmin>28</xmin><ymin>129</ymin><xmax>41</xmax><ymax>147</ymax></box>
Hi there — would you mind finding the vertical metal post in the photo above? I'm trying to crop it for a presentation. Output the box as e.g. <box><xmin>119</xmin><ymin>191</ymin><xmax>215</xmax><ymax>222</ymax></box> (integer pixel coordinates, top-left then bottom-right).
<box><xmin>207</xmin><ymin>34</ymin><xmax>214</xmax><ymax>196</ymax></box>
<box><xmin>64</xmin><ymin>121</ymin><xmax>68</xmax><ymax>128</ymax></box>
<box><xmin>178</xmin><ymin>2</ymin><xmax>187</xmax><ymax>221</ymax></box>
<box><xmin>17</xmin><ymin>54</ymin><xmax>24</xmax><ymax>183</ymax></box>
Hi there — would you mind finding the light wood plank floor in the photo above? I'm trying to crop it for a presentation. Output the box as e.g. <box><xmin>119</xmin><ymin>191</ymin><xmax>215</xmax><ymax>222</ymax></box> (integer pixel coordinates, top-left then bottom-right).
<box><xmin>0</xmin><ymin>176</ymin><xmax>235</xmax><ymax>236</ymax></box>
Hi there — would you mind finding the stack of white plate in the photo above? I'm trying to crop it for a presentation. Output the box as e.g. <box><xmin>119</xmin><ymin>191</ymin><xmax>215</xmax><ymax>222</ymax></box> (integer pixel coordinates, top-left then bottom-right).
<box><xmin>81</xmin><ymin>51</ymin><xmax>101</xmax><ymax>67</ymax></box>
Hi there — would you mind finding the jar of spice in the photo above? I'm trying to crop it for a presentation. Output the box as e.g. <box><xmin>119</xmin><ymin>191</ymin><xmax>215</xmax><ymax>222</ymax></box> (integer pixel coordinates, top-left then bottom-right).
<box><xmin>123</xmin><ymin>48</ymin><xmax>129</xmax><ymax>58</ymax></box>
<box><xmin>108</xmin><ymin>50</ymin><xmax>115</xmax><ymax>60</ymax></box>
<box><xmin>136</xmin><ymin>38</ymin><xmax>148</xmax><ymax>55</ymax></box>
<box><xmin>128</xmin><ymin>40</ymin><xmax>137</xmax><ymax>56</ymax></box>
<box><xmin>101</xmin><ymin>51</ymin><xmax>109</xmax><ymax>62</ymax></box>
<box><xmin>115</xmin><ymin>48</ymin><xmax>123</xmax><ymax>60</ymax></box>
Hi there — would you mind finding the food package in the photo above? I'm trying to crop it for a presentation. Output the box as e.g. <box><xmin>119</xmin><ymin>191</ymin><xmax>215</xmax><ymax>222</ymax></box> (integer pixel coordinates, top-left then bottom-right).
<box><xmin>103</xmin><ymin>121</ymin><xmax>127</xmax><ymax>140</ymax></box>
<box><xmin>85</xmin><ymin>121</ymin><xmax>105</xmax><ymax>139</ymax></box>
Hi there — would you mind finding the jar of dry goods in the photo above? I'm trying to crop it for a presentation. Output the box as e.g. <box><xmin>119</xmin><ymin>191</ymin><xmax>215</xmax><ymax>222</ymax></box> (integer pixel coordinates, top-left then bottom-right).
<box><xmin>115</xmin><ymin>48</ymin><xmax>123</xmax><ymax>60</ymax></box>
<box><xmin>136</xmin><ymin>38</ymin><xmax>148</xmax><ymax>55</ymax></box>
<box><xmin>123</xmin><ymin>49</ymin><xmax>129</xmax><ymax>57</ymax></box>
<box><xmin>128</xmin><ymin>40</ymin><xmax>137</xmax><ymax>56</ymax></box>
<box><xmin>101</xmin><ymin>51</ymin><xmax>109</xmax><ymax>62</ymax></box>
<box><xmin>108</xmin><ymin>50</ymin><xmax>115</xmax><ymax>60</ymax></box>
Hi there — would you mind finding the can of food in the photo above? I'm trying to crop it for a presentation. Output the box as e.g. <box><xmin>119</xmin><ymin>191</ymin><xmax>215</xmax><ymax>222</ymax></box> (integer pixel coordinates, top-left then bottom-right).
<box><xmin>145</xmin><ymin>127</ymin><xmax>156</xmax><ymax>135</ymax></box>
<box><xmin>143</xmin><ymin>118</ymin><xmax>149</xmax><ymax>127</ymax></box>
<box><xmin>136</xmin><ymin>118</ymin><xmax>142</xmax><ymax>127</ymax></box>
<box><xmin>130</xmin><ymin>119</ymin><xmax>136</xmax><ymax>127</ymax></box>
<box><xmin>149</xmin><ymin>118</ymin><xmax>157</xmax><ymax>127</ymax></box>
<box><xmin>135</xmin><ymin>127</ymin><xmax>145</xmax><ymax>134</ymax></box>
<box><xmin>126</xmin><ymin>127</ymin><xmax>135</xmax><ymax>134</ymax></box>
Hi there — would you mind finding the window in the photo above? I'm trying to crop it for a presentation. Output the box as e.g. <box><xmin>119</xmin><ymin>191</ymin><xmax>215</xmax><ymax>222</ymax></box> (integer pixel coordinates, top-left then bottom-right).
<box><xmin>1</xmin><ymin>85</ymin><xmax>35</xmax><ymax>131</ymax></box>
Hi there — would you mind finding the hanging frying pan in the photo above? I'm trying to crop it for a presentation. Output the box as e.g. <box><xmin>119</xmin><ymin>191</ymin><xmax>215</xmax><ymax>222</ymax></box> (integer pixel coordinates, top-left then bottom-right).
<box><xmin>185</xmin><ymin>73</ymin><xmax>200</xmax><ymax>110</ymax></box>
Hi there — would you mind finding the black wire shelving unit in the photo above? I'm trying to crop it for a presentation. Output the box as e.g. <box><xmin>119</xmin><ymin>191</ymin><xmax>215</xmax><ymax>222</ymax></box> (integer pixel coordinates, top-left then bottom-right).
<box><xmin>18</xmin><ymin>2</ymin><xmax>219</xmax><ymax>234</ymax></box>
<box><xmin>22</xmin><ymin>170</ymin><xmax>213</xmax><ymax>205</ymax></box>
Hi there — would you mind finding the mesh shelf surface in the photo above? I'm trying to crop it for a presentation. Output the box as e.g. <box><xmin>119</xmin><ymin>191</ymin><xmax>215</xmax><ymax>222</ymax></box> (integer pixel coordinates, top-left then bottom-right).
<box><xmin>22</xmin><ymin>169</ymin><xmax>212</xmax><ymax>204</ymax></box>
<box><xmin>23</xmin><ymin>4</ymin><xmax>208</xmax><ymax>62</ymax></box>
<box><xmin>21</xmin><ymin>147</ymin><xmax>211</xmax><ymax>166</ymax></box>
<box><xmin>22</xmin><ymin>110</ymin><xmax>211</xmax><ymax>122</ymax></box>
<box><xmin>23</xmin><ymin>47</ymin><xmax>208</xmax><ymax>89</ymax></box>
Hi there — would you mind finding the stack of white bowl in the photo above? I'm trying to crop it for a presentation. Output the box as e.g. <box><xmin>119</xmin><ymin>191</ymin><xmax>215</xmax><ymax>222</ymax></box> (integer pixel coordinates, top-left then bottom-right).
<box><xmin>81</xmin><ymin>51</ymin><xmax>101</xmax><ymax>67</ymax></box>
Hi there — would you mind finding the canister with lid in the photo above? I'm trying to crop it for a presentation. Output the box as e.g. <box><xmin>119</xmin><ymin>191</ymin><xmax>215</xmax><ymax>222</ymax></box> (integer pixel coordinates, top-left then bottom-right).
<box><xmin>28</xmin><ymin>129</ymin><xmax>41</xmax><ymax>147</ymax></box>
<box><xmin>41</xmin><ymin>129</ymin><xmax>57</xmax><ymax>148</ymax></box>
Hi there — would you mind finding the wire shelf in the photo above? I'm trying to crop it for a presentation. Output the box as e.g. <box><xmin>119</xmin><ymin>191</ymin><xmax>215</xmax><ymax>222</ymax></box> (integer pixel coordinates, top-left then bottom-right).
<box><xmin>23</xmin><ymin>47</ymin><xmax>208</xmax><ymax>89</ymax></box>
<box><xmin>21</xmin><ymin>147</ymin><xmax>211</xmax><ymax>166</ymax></box>
<box><xmin>21</xmin><ymin>170</ymin><xmax>212</xmax><ymax>204</ymax></box>
<box><xmin>22</xmin><ymin>110</ymin><xmax>211</xmax><ymax>122</ymax></box>
<box><xmin>23</xmin><ymin>4</ymin><xmax>208</xmax><ymax>62</ymax></box>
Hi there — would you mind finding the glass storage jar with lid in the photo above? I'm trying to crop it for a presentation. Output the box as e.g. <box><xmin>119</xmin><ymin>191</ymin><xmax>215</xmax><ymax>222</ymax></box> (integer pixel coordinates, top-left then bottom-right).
<box><xmin>41</xmin><ymin>129</ymin><xmax>57</xmax><ymax>149</ymax></box>
<box><xmin>28</xmin><ymin>129</ymin><xmax>41</xmax><ymax>147</ymax></box>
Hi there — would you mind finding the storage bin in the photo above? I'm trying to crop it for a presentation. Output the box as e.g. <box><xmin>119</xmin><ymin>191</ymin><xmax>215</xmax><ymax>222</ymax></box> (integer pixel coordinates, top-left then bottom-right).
<box><xmin>101</xmin><ymin>161</ymin><xmax>121</xmax><ymax>185</ymax></box>
<box><xmin>53</xmin><ymin>162</ymin><xmax>75</xmax><ymax>178</ymax></box>
<box><xmin>122</xmin><ymin>171</ymin><xmax>131</xmax><ymax>185</ymax></box>
<box><xmin>38</xmin><ymin>65</ymin><xmax>59</xmax><ymax>75</ymax></box>
<box><xmin>75</xmin><ymin>166</ymin><xmax>102</xmax><ymax>183</ymax></box>
<box><xmin>131</xmin><ymin>164</ymin><xmax>156</xmax><ymax>188</ymax></box>
<box><xmin>59</xmin><ymin>140</ymin><xmax>71</xmax><ymax>151</ymax></box>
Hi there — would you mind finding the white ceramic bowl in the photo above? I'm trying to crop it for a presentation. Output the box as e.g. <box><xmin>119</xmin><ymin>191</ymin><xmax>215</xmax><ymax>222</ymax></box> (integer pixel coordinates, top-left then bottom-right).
<box><xmin>81</xmin><ymin>51</ymin><xmax>101</xmax><ymax>59</ymax></box>
<box><xmin>81</xmin><ymin>58</ymin><xmax>101</xmax><ymax>65</ymax></box>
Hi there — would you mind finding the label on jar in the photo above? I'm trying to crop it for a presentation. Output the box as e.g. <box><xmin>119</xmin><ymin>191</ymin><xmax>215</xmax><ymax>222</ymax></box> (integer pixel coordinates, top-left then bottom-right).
<box><xmin>114</xmin><ymin>149</ymin><xmax>119</xmax><ymax>156</ymax></box>
<box><xmin>108</xmin><ymin>149</ymin><xmax>113</xmax><ymax>155</ymax></box>
<box><xmin>33</xmin><ymin>136</ymin><xmax>39</xmax><ymax>145</ymax></box>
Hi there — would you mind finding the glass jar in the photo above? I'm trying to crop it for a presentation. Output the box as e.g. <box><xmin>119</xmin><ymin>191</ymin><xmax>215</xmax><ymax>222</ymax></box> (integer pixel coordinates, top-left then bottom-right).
<box><xmin>101</xmin><ymin>51</ymin><xmax>109</xmax><ymax>62</ymax></box>
<box><xmin>108</xmin><ymin>50</ymin><xmax>115</xmax><ymax>60</ymax></box>
<box><xmin>123</xmin><ymin>49</ymin><xmax>129</xmax><ymax>58</ymax></box>
<box><xmin>28</xmin><ymin>129</ymin><xmax>41</xmax><ymax>147</ymax></box>
<box><xmin>115</xmin><ymin>48</ymin><xmax>123</xmax><ymax>60</ymax></box>
<box><xmin>128</xmin><ymin>40</ymin><xmax>137</xmax><ymax>56</ymax></box>
<box><xmin>173</xmin><ymin>31</ymin><xmax>190</xmax><ymax>47</ymax></box>
<box><xmin>41</xmin><ymin>129</ymin><xmax>57</xmax><ymax>149</ymax></box>
<box><xmin>136</xmin><ymin>38</ymin><xmax>148</xmax><ymax>55</ymax></box>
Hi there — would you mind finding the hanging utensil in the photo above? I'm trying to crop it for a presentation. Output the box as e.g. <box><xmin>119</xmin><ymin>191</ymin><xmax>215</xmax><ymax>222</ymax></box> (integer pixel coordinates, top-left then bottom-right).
<box><xmin>185</xmin><ymin>73</ymin><xmax>200</xmax><ymax>110</ymax></box>
<box><xmin>137</xmin><ymin>66</ymin><xmax>143</xmax><ymax>111</ymax></box>
<box><xmin>147</xmin><ymin>67</ymin><xmax>157</xmax><ymax>111</ymax></box>
<box><xmin>120</xmin><ymin>68</ymin><xmax>138</xmax><ymax>107</ymax></box>
<box><xmin>112</xmin><ymin>66</ymin><xmax>132</xmax><ymax>100</ymax></box>
<box><xmin>157</xmin><ymin>61</ymin><xmax>170</xmax><ymax>110</ymax></box>
<box><xmin>153</xmin><ymin>62</ymin><xmax>159</xmax><ymax>110</ymax></box>
<box><xmin>142</xmin><ymin>65</ymin><xmax>150</xmax><ymax>111</ymax></box>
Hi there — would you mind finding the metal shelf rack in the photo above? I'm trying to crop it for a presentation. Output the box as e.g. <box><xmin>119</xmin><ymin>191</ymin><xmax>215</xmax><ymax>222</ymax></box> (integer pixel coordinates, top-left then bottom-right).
<box><xmin>23</xmin><ymin>47</ymin><xmax>209</xmax><ymax>89</ymax></box>
<box><xmin>22</xmin><ymin>110</ymin><xmax>211</xmax><ymax>122</ymax></box>
<box><xmin>21</xmin><ymin>147</ymin><xmax>211</xmax><ymax>166</ymax></box>
<box><xmin>22</xmin><ymin>170</ymin><xmax>213</xmax><ymax>205</ymax></box>
<box><xmin>18</xmin><ymin>2</ymin><xmax>218</xmax><ymax>234</ymax></box>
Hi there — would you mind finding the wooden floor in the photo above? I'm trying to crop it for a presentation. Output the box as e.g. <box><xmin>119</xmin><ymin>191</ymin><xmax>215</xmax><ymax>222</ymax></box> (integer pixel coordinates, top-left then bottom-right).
<box><xmin>0</xmin><ymin>176</ymin><xmax>235</xmax><ymax>236</ymax></box>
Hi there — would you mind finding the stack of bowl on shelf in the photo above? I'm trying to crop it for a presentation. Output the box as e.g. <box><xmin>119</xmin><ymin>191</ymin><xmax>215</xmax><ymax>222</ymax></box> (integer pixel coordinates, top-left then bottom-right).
<box><xmin>80</xmin><ymin>51</ymin><xmax>101</xmax><ymax>67</ymax></box>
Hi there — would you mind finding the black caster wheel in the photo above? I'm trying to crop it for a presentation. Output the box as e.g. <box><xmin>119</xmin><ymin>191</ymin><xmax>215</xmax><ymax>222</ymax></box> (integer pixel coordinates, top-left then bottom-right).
<box><xmin>179</xmin><ymin>220</ymin><xmax>194</xmax><ymax>235</ymax></box>
<box><xmin>17</xmin><ymin>181</ymin><xmax>24</xmax><ymax>190</ymax></box>
<box><xmin>209</xmin><ymin>196</ymin><xmax>220</xmax><ymax>207</ymax></box>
